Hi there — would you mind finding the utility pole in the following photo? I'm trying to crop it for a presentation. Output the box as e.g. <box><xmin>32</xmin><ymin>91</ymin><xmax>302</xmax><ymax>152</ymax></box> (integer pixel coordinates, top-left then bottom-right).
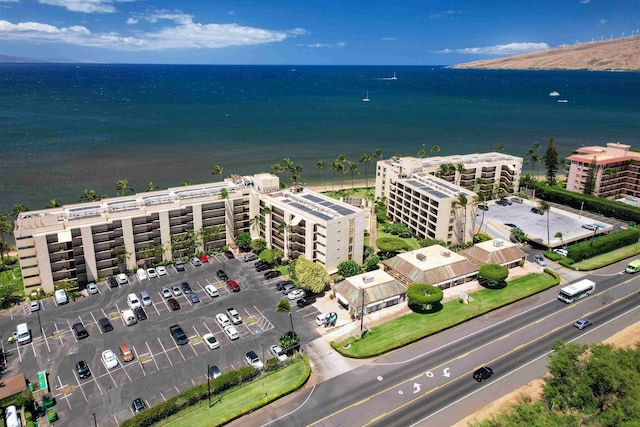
<box><xmin>207</xmin><ymin>364</ymin><xmax>211</xmax><ymax>407</ymax></box>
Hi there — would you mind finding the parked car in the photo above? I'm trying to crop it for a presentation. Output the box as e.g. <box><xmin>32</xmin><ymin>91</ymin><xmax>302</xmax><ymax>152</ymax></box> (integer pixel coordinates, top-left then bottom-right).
<box><xmin>76</xmin><ymin>360</ymin><xmax>91</xmax><ymax>379</ymax></box>
<box><xmin>189</xmin><ymin>292</ymin><xmax>200</xmax><ymax>303</ymax></box>
<box><xmin>533</xmin><ymin>255</ymin><xmax>547</xmax><ymax>266</ymax></box>
<box><xmin>243</xmin><ymin>253</ymin><xmax>258</xmax><ymax>262</ymax></box>
<box><xmin>530</xmin><ymin>207</ymin><xmax>544</xmax><ymax>215</ymax></box>
<box><xmin>216</xmin><ymin>270</ymin><xmax>228</xmax><ymax>281</ymax></box>
<box><xmin>574</xmin><ymin>317</ymin><xmax>592</xmax><ymax>330</ymax></box>
<box><xmin>140</xmin><ymin>290</ymin><xmax>152</xmax><ymax>307</ymax></box>
<box><xmin>553</xmin><ymin>248</ymin><xmax>568</xmax><ymax>257</ymax></box>
<box><xmin>119</xmin><ymin>342</ymin><xmax>134</xmax><ymax>362</ymax></box>
<box><xmin>224</xmin><ymin>325</ymin><xmax>239</xmax><ymax>340</ymax></box>
<box><xmin>174</xmin><ymin>260</ymin><xmax>186</xmax><ymax>272</ymax></box>
<box><xmin>224</xmin><ymin>250</ymin><xmax>235</xmax><ymax>259</ymax></box>
<box><xmin>226</xmin><ymin>308</ymin><xmax>242</xmax><ymax>324</ymax></box>
<box><xmin>264</xmin><ymin>270</ymin><xmax>281</xmax><ymax>280</ymax></box>
<box><xmin>226</xmin><ymin>279</ymin><xmax>240</xmax><ymax>292</ymax></box>
<box><xmin>72</xmin><ymin>322</ymin><xmax>89</xmax><ymax>339</ymax></box>
<box><xmin>276</xmin><ymin>280</ymin><xmax>294</xmax><ymax>291</ymax></box>
<box><xmin>181</xmin><ymin>282</ymin><xmax>192</xmax><ymax>294</ymax></box>
<box><xmin>146</xmin><ymin>268</ymin><xmax>158</xmax><ymax>279</ymax></box>
<box><xmin>169</xmin><ymin>324</ymin><xmax>188</xmax><ymax>345</ymax></box>
<box><xmin>161</xmin><ymin>286</ymin><xmax>172</xmax><ymax>298</ymax></box>
<box><xmin>133</xmin><ymin>307</ymin><xmax>147</xmax><ymax>321</ymax></box>
<box><xmin>199</xmin><ymin>254</ymin><xmax>209</xmax><ymax>263</ymax></box>
<box><xmin>473</xmin><ymin>366</ymin><xmax>494</xmax><ymax>382</ymax></box>
<box><xmin>190</xmin><ymin>257</ymin><xmax>202</xmax><ymax>267</ymax></box>
<box><xmin>287</xmin><ymin>289</ymin><xmax>306</xmax><ymax>300</ymax></box>
<box><xmin>136</xmin><ymin>268</ymin><xmax>148</xmax><ymax>281</ymax></box>
<box><xmin>499</xmin><ymin>197</ymin><xmax>512</xmax><ymax>205</ymax></box>
<box><xmin>582</xmin><ymin>224</ymin><xmax>598</xmax><ymax>231</ymax></box>
<box><xmin>156</xmin><ymin>266</ymin><xmax>167</xmax><ymax>276</ymax></box>
<box><xmin>478</xmin><ymin>204</ymin><xmax>489</xmax><ymax>211</ymax></box>
<box><xmin>171</xmin><ymin>284</ymin><xmax>182</xmax><ymax>296</ymax></box>
<box><xmin>208</xmin><ymin>365</ymin><xmax>222</xmax><ymax>379</ymax></box>
<box><xmin>205</xmin><ymin>284</ymin><xmax>220</xmax><ymax>297</ymax></box>
<box><xmin>216</xmin><ymin>313</ymin><xmax>231</xmax><ymax>327</ymax></box>
<box><xmin>117</xmin><ymin>273</ymin><xmax>128</xmax><ymax>285</ymax></box>
<box><xmin>102</xmin><ymin>349</ymin><xmax>119</xmax><ymax>369</ymax></box>
<box><xmin>297</xmin><ymin>295</ymin><xmax>316</xmax><ymax>307</ymax></box>
<box><xmin>87</xmin><ymin>282</ymin><xmax>98</xmax><ymax>294</ymax></box>
<box><xmin>202</xmin><ymin>333</ymin><xmax>220</xmax><ymax>350</ymax></box>
<box><xmin>504</xmin><ymin>223</ymin><xmax>517</xmax><ymax>228</ymax></box>
<box><xmin>167</xmin><ymin>298</ymin><xmax>180</xmax><ymax>311</ymax></box>
<box><xmin>255</xmin><ymin>260</ymin><xmax>269</xmax><ymax>268</ymax></box>
<box><xmin>98</xmin><ymin>317</ymin><xmax>113</xmax><ymax>332</ymax></box>
<box><xmin>256</xmin><ymin>263</ymin><xmax>271</xmax><ymax>272</ymax></box>
<box><xmin>107</xmin><ymin>276</ymin><xmax>119</xmax><ymax>287</ymax></box>
<box><xmin>131</xmin><ymin>398</ymin><xmax>147</xmax><ymax>414</ymax></box>
<box><xmin>245</xmin><ymin>350</ymin><xmax>264</xmax><ymax>369</ymax></box>
<box><xmin>29</xmin><ymin>300</ymin><xmax>40</xmax><ymax>312</ymax></box>
<box><xmin>511</xmin><ymin>197</ymin><xmax>524</xmax><ymax>204</ymax></box>
<box><xmin>282</xmin><ymin>283</ymin><xmax>297</xmax><ymax>294</ymax></box>
<box><xmin>270</xmin><ymin>344</ymin><xmax>287</xmax><ymax>362</ymax></box>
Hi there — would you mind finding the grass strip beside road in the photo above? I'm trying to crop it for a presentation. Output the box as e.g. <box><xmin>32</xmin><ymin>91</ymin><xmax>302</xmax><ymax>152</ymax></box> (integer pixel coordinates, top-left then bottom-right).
<box><xmin>332</xmin><ymin>271</ymin><xmax>559</xmax><ymax>359</ymax></box>
<box><xmin>155</xmin><ymin>356</ymin><xmax>310</xmax><ymax>427</ymax></box>
<box><xmin>570</xmin><ymin>242</ymin><xmax>640</xmax><ymax>271</ymax></box>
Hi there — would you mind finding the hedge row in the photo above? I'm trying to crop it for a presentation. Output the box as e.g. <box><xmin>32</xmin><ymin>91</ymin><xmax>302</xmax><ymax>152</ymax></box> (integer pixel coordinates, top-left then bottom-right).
<box><xmin>120</xmin><ymin>365</ymin><xmax>259</xmax><ymax>427</ymax></box>
<box><xmin>551</xmin><ymin>228</ymin><xmax>640</xmax><ymax>264</ymax></box>
<box><xmin>529</xmin><ymin>181</ymin><xmax>640</xmax><ymax>223</ymax></box>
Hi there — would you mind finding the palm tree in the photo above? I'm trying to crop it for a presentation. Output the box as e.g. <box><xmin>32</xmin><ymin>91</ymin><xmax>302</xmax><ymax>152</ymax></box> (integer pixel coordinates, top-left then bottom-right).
<box><xmin>347</xmin><ymin>161</ymin><xmax>359</xmax><ymax>189</ymax></box>
<box><xmin>554</xmin><ymin>231</ymin><xmax>564</xmax><ymax>247</ymax></box>
<box><xmin>455</xmin><ymin>163</ymin><xmax>465</xmax><ymax>186</ymax></box>
<box><xmin>280</xmin><ymin>158</ymin><xmax>293</xmax><ymax>183</ymax></box>
<box><xmin>316</xmin><ymin>160</ymin><xmax>327</xmax><ymax>191</ymax></box>
<box><xmin>275</xmin><ymin>298</ymin><xmax>295</xmax><ymax>334</ymax></box>
<box><xmin>473</xmin><ymin>191</ymin><xmax>488</xmax><ymax>239</ymax></box>
<box><xmin>538</xmin><ymin>200</ymin><xmax>551</xmax><ymax>250</ymax></box>
<box><xmin>452</xmin><ymin>194</ymin><xmax>469</xmax><ymax>246</ymax></box>
<box><xmin>211</xmin><ymin>165</ymin><xmax>224</xmax><ymax>178</ymax></box>
<box><xmin>79</xmin><ymin>189</ymin><xmax>101</xmax><ymax>202</ymax></box>
<box><xmin>416</xmin><ymin>149</ymin><xmax>426</xmax><ymax>158</ymax></box>
<box><xmin>332</xmin><ymin>159</ymin><xmax>346</xmax><ymax>191</ymax></box>
<box><xmin>219</xmin><ymin>188</ymin><xmax>228</xmax><ymax>199</ymax></box>
<box><xmin>250</xmin><ymin>207</ymin><xmax>271</xmax><ymax>233</ymax></box>
<box><xmin>0</xmin><ymin>213</ymin><xmax>12</xmax><ymax>271</ymax></box>
<box><xmin>497</xmin><ymin>143</ymin><xmax>505</xmax><ymax>152</ymax></box>
<box><xmin>532</xmin><ymin>141</ymin><xmax>541</xmax><ymax>177</ymax></box>
<box><xmin>290</xmin><ymin>164</ymin><xmax>303</xmax><ymax>185</ymax></box>
<box><xmin>146</xmin><ymin>182</ymin><xmax>159</xmax><ymax>192</ymax></box>
<box><xmin>179</xmin><ymin>182</ymin><xmax>189</xmax><ymax>186</ymax></box>
<box><xmin>11</xmin><ymin>204</ymin><xmax>28</xmax><ymax>218</ymax></box>
<box><xmin>46</xmin><ymin>199</ymin><xmax>60</xmax><ymax>208</ymax></box>
<box><xmin>115</xmin><ymin>179</ymin><xmax>134</xmax><ymax>196</ymax></box>
<box><xmin>373</xmin><ymin>149</ymin><xmax>383</xmax><ymax>161</ymax></box>
<box><xmin>359</xmin><ymin>154</ymin><xmax>373</xmax><ymax>188</ymax></box>
<box><xmin>431</xmin><ymin>145</ymin><xmax>441</xmax><ymax>154</ymax></box>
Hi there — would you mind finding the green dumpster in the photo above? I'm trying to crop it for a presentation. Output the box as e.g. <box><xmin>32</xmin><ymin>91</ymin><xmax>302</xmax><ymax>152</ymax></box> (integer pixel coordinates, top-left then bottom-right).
<box><xmin>46</xmin><ymin>408</ymin><xmax>58</xmax><ymax>422</ymax></box>
<box><xmin>42</xmin><ymin>393</ymin><xmax>54</xmax><ymax>409</ymax></box>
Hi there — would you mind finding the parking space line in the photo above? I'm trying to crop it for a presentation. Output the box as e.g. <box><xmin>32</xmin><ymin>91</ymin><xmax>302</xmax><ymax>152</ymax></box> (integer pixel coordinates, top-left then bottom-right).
<box><xmin>103</xmin><ymin>367</ymin><xmax>118</xmax><ymax>388</ymax></box>
<box><xmin>73</xmin><ymin>373</ymin><xmax>89</xmax><ymax>402</ymax></box>
<box><xmin>54</xmin><ymin>323</ymin><xmax>64</xmax><ymax>346</ymax></box>
<box><xmin>94</xmin><ymin>373</ymin><xmax>104</xmax><ymax>395</ymax></box>
<box><xmin>56</xmin><ymin>376</ymin><xmax>73</xmax><ymax>409</ymax></box>
<box><xmin>42</xmin><ymin>329</ymin><xmax>51</xmax><ymax>353</ymax></box>
<box><xmin>145</xmin><ymin>342</ymin><xmax>160</xmax><ymax>370</ymax></box>
<box><xmin>122</xmin><ymin>364</ymin><xmax>133</xmax><ymax>383</ymax></box>
<box><xmin>11</xmin><ymin>342</ymin><xmax>22</xmax><ymax>362</ymax></box>
<box><xmin>157</xmin><ymin>337</ymin><xmax>173</xmax><ymax>366</ymax></box>
<box><xmin>30</xmin><ymin>340</ymin><xmax>36</xmax><ymax>358</ymax></box>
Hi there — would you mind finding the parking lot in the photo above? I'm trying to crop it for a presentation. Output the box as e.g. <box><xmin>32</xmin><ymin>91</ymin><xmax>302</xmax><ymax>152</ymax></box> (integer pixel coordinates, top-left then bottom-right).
<box><xmin>476</xmin><ymin>197</ymin><xmax>613</xmax><ymax>247</ymax></box>
<box><xmin>0</xmin><ymin>253</ymin><xmax>322</xmax><ymax>427</ymax></box>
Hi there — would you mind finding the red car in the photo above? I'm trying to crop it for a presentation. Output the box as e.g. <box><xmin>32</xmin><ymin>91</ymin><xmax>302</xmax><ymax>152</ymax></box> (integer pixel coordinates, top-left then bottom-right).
<box><xmin>226</xmin><ymin>280</ymin><xmax>240</xmax><ymax>292</ymax></box>
<box><xmin>199</xmin><ymin>254</ymin><xmax>209</xmax><ymax>263</ymax></box>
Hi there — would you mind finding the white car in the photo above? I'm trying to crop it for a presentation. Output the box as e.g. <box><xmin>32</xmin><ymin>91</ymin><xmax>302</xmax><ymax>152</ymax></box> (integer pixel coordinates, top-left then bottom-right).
<box><xmin>223</xmin><ymin>325</ymin><xmax>239</xmax><ymax>340</ymax></box>
<box><xmin>146</xmin><ymin>268</ymin><xmax>158</xmax><ymax>279</ymax></box>
<box><xmin>287</xmin><ymin>289</ymin><xmax>306</xmax><ymax>300</ymax></box>
<box><xmin>136</xmin><ymin>268</ymin><xmax>148</xmax><ymax>281</ymax></box>
<box><xmin>270</xmin><ymin>344</ymin><xmax>287</xmax><ymax>362</ymax></box>
<box><xmin>30</xmin><ymin>300</ymin><xmax>41</xmax><ymax>312</ymax></box>
<box><xmin>202</xmin><ymin>333</ymin><xmax>220</xmax><ymax>350</ymax></box>
<box><xmin>87</xmin><ymin>283</ymin><xmax>98</xmax><ymax>294</ymax></box>
<box><xmin>171</xmin><ymin>285</ymin><xmax>182</xmax><ymax>296</ymax></box>
<box><xmin>161</xmin><ymin>286</ymin><xmax>172</xmax><ymax>298</ymax></box>
<box><xmin>315</xmin><ymin>313</ymin><xmax>326</xmax><ymax>326</ymax></box>
<box><xmin>245</xmin><ymin>350</ymin><xmax>264</xmax><ymax>369</ymax></box>
<box><xmin>553</xmin><ymin>248</ymin><xmax>568</xmax><ymax>257</ymax></box>
<box><xmin>205</xmin><ymin>284</ymin><xmax>220</xmax><ymax>298</ymax></box>
<box><xmin>216</xmin><ymin>313</ymin><xmax>231</xmax><ymax>327</ymax></box>
<box><xmin>102</xmin><ymin>349</ymin><xmax>119</xmax><ymax>370</ymax></box>
<box><xmin>156</xmin><ymin>266</ymin><xmax>167</xmax><ymax>276</ymax></box>
<box><xmin>117</xmin><ymin>273</ymin><xmax>129</xmax><ymax>285</ymax></box>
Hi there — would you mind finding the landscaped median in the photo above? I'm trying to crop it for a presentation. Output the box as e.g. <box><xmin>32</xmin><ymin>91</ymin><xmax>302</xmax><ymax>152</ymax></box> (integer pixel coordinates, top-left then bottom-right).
<box><xmin>121</xmin><ymin>355</ymin><xmax>310</xmax><ymax>427</ymax></box>
<box><xmin>332</xmin><ymin>270</ymin><xmax>560</xmax><ymax>359</ymax></box>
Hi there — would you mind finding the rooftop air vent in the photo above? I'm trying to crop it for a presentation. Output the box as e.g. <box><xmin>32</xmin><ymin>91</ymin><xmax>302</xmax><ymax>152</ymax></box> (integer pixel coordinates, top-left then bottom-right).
<box><xmin>416</xmin><ymin>253</ymin><xmax>426</xmax><ymax>261</ymax></box>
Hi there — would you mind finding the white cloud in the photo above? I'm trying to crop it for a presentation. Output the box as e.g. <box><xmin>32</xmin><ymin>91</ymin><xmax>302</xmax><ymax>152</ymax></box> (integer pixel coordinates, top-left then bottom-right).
<box><xmin>141</xmin><ymin>10</ymin><xmax>194</xmax><ymax>25</ymax></box>
<box><xmin>580</xmin><ymin>0</ymin><xmax>591</xmax><ymax>4</ymax></box>
<box><xmin>307</xmin><ymin>41</ymin><xmax>345</xmax><ymax>48</ymax></box>
<box><xmin>599</xmin><ymin>19</ymin><xmax>607</xmax><ymax>25</ymax></box>
<box><xmin>0</xmin><ymin>0</ymin><xmax>20</xmax><ymax>3</ymax></box>
<box><xmin>38</xmin><ymin>0</ymin><xmax>119</xmax><ymax>14</ymax></box>
<box><xmin>438</xmin><ymin>42</ymin><xmax>549</xmax><ymax>55</ymax></box>
<box><xmin>382</xmin><ymin>37</ymin><xmax>398</xmax><ymax>41</ymax></box>
<box><xmin>227</xmin><ymin>10</ymin><xmax>234</xmax><ymax>15</ymax></box>
<box><xmin>126</xmin><ymin>17</ymin><xmax>138</xmax><ymax>25</ymax></box>
<box><xmin>430</xmin><ymin>10</ymin><xmax>460</xmax><ymax>19</ymax></box>
<box><xmin>287</xmin><ymin>28</ymin><xmax>309</xmax><ymax>36</ymax></box>
<box><xmin>0</xmin><ymin>18</ymin><xmax>298</xmax><ymax>50</ymax></box>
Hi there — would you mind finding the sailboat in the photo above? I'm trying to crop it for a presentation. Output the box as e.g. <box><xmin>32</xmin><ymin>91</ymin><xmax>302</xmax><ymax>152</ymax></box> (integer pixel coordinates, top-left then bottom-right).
<box><xmin>376</xmin><ymin>72</ymin><xmax>398</xmax><ymax>81</ymax></box>
<box><xmin>362</xmin><ymin>91</ymin><xmax>370</xmax><ymax>102</ymax></box>
<box><xmin>389</xmin><ymin>72</ymin><xmax>398</xmax><ymax>80</ymax></box>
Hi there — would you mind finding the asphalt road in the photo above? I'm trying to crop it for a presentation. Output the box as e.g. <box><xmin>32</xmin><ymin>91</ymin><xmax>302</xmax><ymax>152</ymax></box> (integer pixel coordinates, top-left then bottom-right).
<box><xmin>234</xmin><ymin>259</ymin><xmax>640</xmax><ymax>427</ymax></box>
<box><xmin>0</xmin><ymin>254</ymin><xmax>322</xmax><ymax>427</ymax></box>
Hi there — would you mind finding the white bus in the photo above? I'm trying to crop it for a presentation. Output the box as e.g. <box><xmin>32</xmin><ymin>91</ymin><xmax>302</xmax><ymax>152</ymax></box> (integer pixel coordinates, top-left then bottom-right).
<box><xmin>557</xmin><ymin>279</ymin><xmax>596</xmax><ymax>304</ymax></box>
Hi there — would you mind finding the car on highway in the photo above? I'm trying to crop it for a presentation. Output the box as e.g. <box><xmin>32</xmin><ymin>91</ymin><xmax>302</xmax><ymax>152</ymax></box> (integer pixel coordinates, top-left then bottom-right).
<box><xmin>75</xmin><ymin>360</ymin><xmax>91</xmax><ymax>379</ymax></box>
<box><xmin>574</xmin><ymin>317</ymin><xmax>592</xmax><ymax>330</ymax></box>
<box><xmin>167</xmin><ymin>298</ymin><xmax>180</xmax><ymax>311</ymax></box>
<box><xmin>216</xmin><ymin>313</ymin><xmax>231</xmax><ymax>327</ymax></box>
<box><xmin>174</xmin><ymin>260</ymin><xmax>186</xmax><ymax>272</ymax></box>
<box><xmin>131</xmin><ymin>398</ymin><xmax>147</xmax><ymax>414</ymax></box>
<box><xmin>504</xmin><ymin>223</ymin><xmax>517</xmax><ymax>228</ymax></box>
<box><xmin>205</xmin><ymin>284</ymin><xmax>219</xmax><ymax>297</ymax></box>
<box><xmin>297</xmin><ymin>295</ymin><xmax>316</xmax><ymax>307</ymax></box>
<box><xmin>136</xmin><ymin>268</ymin><xmax>148</xmax><ymax>281</ymax></box>
<box><xmin>98</xmin><ymin>317</ymin><xmax>113</xmax><ymax>332</ymax></box>
<box><xmin>264</xmin><ymin>270</ymin><xmax>281</xmax><ymax>280</ymax></box>
<box><xmin>226</xmin><ymin>279</ymin><xmax>240</xmax><ymax>292</ymax></box>
<box><xmin>161</xmin><ymin>286</ymin><xmax>172</xmax><ymax>298</ymax></box>
<box><xmin>171</xmin><ymin>284</ymin><xmax>182</xmax><ymax>296</ymax></box>
<box><xmin>156</xmin><ymin>266</ymin><xmax>167</xmax><ymax>276</ymax></box>
<box><xmin>245</xmin><ymin>350</ymin><xmax>264</xmax><ymax>369</ymax></box>
<box><xmin>202</xmin><ymin>333</ymin><xmax>220</xmax><ymax>350</ymax></box>
<box><xmin>87</xmin><ymin>282</ymin><xmax>98</xmax><ymax>294</ymax></box>
<box><xmin>190</xmin><ymin>257</ymin><xmax>202</xmax><ymax>267</ymax></box>
<box><xmin>216</xmin><ymin>270</ymin><xmax>228</xmax><ymax>281</ymax></box>
<box><xmin>102</xmin><ymin>349</ymin><xmax>119</xmax><ymax>370</ymax></box>
<box><xmin>270</xmin><ymin>344</ymin><xmax>287</xmax><ymax>362</ymax></box>
<box><xmin>208</xmin><ymin>365</ymin><xmax>222</xmax><ymax>379</ymax></box>
<box><xmin>146</xmin><ymin>268</ymin><xmax>158</xmax><ymax>279</ymax></box>
<box><xmin>533</xmin><ymin>255</ymin><xmax>547</xmax><ymax>266</ymax></box>
<box><xmin>287</xmin><ymin>289</ymin><xmax>306</xmax><ymax>300</ymax></box>
<box><xmin>473</xmin><ymin>366</ymin><xmax>494</xmax><ymax>382</ymax></box>
<box><xmin>224</xmin><ymin>325</ymin><xmax>239</xmax><ymax>340</ymax></box>
<box><xmin>169</xmin><ymin>324</ymin><xmax>189</xmax><ymax>345</ymax></box>
<box><xmin>477</xmin><ymin>204</ymin><xmax>489</xmax><ymax>211</ymax></box>
<box><xmin>29</xmin><ymin>300</ymin><xmax>40</xmax><ymax>312</ymax></box>
<box><xmin>553</xmin><ymin>248</ymin><xmax>568</xmax><ymax>257</ymax></box>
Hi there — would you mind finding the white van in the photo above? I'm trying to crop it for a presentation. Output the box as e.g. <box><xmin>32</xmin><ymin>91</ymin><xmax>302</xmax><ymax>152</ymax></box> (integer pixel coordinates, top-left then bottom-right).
<box><xmin>5</xmin><ymin>405</ymin><xmax>21</xmax><ymax>427</ymax></box>
<box><xmin>127</xmin><ymin>293</ymin><xmax>141</xmax><ymax>310</ymax></box>
<box><xmin>140</xmin><ymin>290</ymin><xmax>152</xmax><ymax>307</ymax></box>
<box><xmin>122</xmin><ymin>309</ymin><xmax>137</xmax><ymax>326</ymax></box>
<box><xmin>55</xmin><ymin>289</ymin><xmax>68</xmax><ymax>305</ymax></box>
<box><xmin>14</xmin><ymin>323</ymin><xmax>31</xmax><ymax>345</ymax></box>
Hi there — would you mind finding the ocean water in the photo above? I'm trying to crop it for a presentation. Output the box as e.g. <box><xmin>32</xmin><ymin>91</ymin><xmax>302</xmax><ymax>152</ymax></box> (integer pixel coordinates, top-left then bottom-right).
<box><xmin>1</xmin><ymin>64</ymin><xmax>639</xmax><ymax>212</ymax></box>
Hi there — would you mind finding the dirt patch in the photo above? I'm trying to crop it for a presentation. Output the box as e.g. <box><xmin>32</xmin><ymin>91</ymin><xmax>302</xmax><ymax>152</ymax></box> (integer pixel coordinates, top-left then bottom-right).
<box><xmin>453</xmin><ymin>321</ymin><xmax>640</xmax><ymax>427</ymax></box>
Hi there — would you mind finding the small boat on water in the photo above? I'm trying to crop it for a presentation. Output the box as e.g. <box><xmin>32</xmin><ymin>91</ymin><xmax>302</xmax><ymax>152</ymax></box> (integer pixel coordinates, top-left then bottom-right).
<box><xmin>549</xmin><ymin>91</ymin><xmax>560</xmax><ymax>96</ymax></box>
<box><xmin>557</xmin><ymin>99</ymin><xmax>569</xmax><ymax>103</ymax></box>
<box><xmin>376</xmin><ymin>72</ymin><xmax>398</xmax><ymax>81</ymax></box>
<box><xmin>362</xmin><ymin>91</ymin><xmax>370</xmax><ymax>102</ymax></box>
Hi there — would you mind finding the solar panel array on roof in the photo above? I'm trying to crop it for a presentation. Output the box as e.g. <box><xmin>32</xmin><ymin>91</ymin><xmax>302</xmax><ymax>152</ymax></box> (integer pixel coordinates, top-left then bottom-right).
<box><xmin>299</xmin><ymin>193</ymin><xmax>356</xmax><ymax>216</ymax></box>
<box><xmin>283</xmin><ymin>200</ymin><xmax>333</xmax><ymax>221</ymax></box>
<box><xmin>404</xmin><ymin>180</ymin><xmax>448</xmax><ymax>199</ymax></box>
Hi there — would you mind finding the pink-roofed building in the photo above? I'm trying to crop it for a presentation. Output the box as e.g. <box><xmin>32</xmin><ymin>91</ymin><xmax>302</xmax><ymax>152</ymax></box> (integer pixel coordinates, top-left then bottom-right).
<box><xmin>565</xmin><ymin>142</ymin><xmax>640</xmax><ymax>199</ymax></box>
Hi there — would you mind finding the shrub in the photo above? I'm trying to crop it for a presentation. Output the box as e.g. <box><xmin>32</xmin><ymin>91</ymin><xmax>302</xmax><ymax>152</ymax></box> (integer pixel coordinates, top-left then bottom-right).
<box><xmin>376</xmin><ymin>237</ymin><xmax>408</xmax><ymax>252</ymax></box>
<box><xmin>478</xmin><ymin>264</ymin><xmax>509</xmax><ymax>281</ymax></box>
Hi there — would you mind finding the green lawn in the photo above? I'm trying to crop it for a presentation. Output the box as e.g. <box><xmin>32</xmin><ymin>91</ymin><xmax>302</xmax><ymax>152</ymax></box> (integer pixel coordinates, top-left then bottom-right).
<box><xmin>154</xmin><ymin>357</ymin><xmax>310</xmax><ymax>427</ymax></box>
<box><xmin>375</xmin><ymin>230</ymin><xmax>422</xmax><ymax>251</ymax></box>
<box><xmin>323</xmin><ymin>187</ymin><xmax>375</xmax><ymax>200</ymax></box>
<box><xmin>333</xmin><ymin>271</ymin><xmax>559</xmax><ymax>358</ymax></box>
<box><xmin>570</xmin><ymin>243</ymin><xmax>640</xmax><ymax>271</ymax></box>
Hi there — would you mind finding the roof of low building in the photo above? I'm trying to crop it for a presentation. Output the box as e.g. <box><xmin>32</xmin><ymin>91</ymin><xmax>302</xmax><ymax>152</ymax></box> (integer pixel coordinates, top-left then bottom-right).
<box><xmin>333</xmin><ymin>269</ymin><xmax>406</xmax><ymax>307</ymax></box>
<box><xmin>460</xmin><ymin>239</ymin><xmax>527</xmax><ymax>266</ymax></box>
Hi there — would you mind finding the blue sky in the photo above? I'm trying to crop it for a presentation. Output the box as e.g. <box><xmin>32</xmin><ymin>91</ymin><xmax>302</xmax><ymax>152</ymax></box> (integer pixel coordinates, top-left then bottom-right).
<box><xmin>0</xmin><ymin>0</ymin><xmax>638</xmax><ymax>64</ymax></box>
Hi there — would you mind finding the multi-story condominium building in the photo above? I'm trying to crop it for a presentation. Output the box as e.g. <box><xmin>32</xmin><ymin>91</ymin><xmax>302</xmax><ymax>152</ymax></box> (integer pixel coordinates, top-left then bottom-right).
<box><xmin>565</xmin><ymin>142</ymin><xmax>640</xmax><ymax>199</ymax></box>
<box><xmin>14</xmin><ymin>174</ymin><xmax>365</xmax><ymax>292</ymax></box>
<box><xmin>375</xmin><ymin>152</ymin><xmax>523</xmax><ymax>202</ymax></box>
<box><xmin>250</xmin><ymin>174</ymin><xmax>365</xmax><ymax>273</ymax></box>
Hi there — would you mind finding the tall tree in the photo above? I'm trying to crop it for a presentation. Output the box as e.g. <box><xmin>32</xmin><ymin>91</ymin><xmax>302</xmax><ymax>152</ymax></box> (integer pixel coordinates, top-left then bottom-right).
<box><xmin>11</xmin><ymin>204</ymin><xmax>28</xmax><ymax>218</ymax></box>
<box><xmin>473</xmin><ymin>192</ymin><xmax>488</xmax><ymax>239</ymax></box>
<box><xmin>583</xmin><ymin>157</ymin><xmax>598</xmax><ymax>195</ymax></box>
<box><xmin>497</xmin><ymin>143</ymin><xmax>505</xmax><ymax>152</ymax></box>
<box><xmin>46</xmin><ymin>199</ymin><xmax>60</xmax><ymax>208</ymax></box>
<box><xmin>532</xmin><ymin>140</ymin><xmax>541</xmax><ymax>177</ymax></box>
<box><xmin>316</xmin><ymin>160</ymin><xmax>327</xmax><ymax>191</ymax></box>
<box><xmin>359</xmin><ymin>154</ymin><xmax>373</xmax><ymax>188</ymax></box>
<box><xmin>416</xmin><ymin>149</ymin><xmax>426</xmax><ymax>158</ymax></box>
<box><xmin>332</xmin><ymin>159</ymin><xmax>346</xmax><ymax>190</ymax></box>
<box><xmin>115</xmin><ymin>179</ymin><xmax>134</xmax><ymax>196</ymax></box>
<box><xmin>453</xmin><ymin>193</ymin><xmax>469</xmax><ymax>245</ymax></box>
<box><xmin>544</xmin><ymin>137</ymin><xmax>560</xmax><ymax>186</ymax></box>
<box><xmin>347</xmin><ymin>161</ymin><xmax>358</xmax><ymax>189</ymax></box>
<box><xmin>79</xmin><ymin>189</ymin><xmax>101</xmax><ymax>202</ymax></box>
<box><xmin>373</xmin><ymin>149</ymin><xmax>383</xmax><ymax>161</ymax></box>
<box><xmin>146</xmin><ymin>182</ymin><xmax>159</xmax><ymax>192</ymax></box>
<box><xmin>431</xmin><ymin>145</ymin><xmax>441</xmax><ymax>154</ymax></box>
<box><xmin>211</xmin><ymin>165</ymin><xmax>224</xmax><ymax>178</ymax></box>
<box><xmin>290</xmin><ymin>163</ymin><xmax>303</xmax><ymax>185</ymax></box>
<box><xmin>538</xmin><ymin>200</ymin><xmax>551</xmax><ymax>250</ymax></box>
<box><xmin>455</xmin><ymin>163</ymin><xmax>465</xmax><ymax>186</ymax></box>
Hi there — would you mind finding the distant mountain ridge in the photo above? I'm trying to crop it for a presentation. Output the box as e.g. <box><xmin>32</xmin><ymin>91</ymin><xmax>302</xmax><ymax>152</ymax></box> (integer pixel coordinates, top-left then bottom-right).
<box><xmin>450</xmin><ymin>36</ymin><xmax>640</xmax><ymax>71</ymax></box>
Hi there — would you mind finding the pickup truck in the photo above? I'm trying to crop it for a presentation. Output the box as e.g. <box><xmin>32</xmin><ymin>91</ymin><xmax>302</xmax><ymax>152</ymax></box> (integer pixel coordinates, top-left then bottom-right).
<box><xmin>226</xmin><ymin>308</ymin><xmax>242</xmax><ymax>325</ymax></box>
<box><xmin>169</xmin><ymin>324</ymin><xmax>188</xmax><ymax>345</ymax></box>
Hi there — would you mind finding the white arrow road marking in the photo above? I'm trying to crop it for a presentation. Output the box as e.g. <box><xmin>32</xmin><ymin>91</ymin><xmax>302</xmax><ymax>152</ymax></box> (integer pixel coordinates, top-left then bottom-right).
<box><xmin>443</xmin><ymin>367</ymin><xmax>451</xmax><ymax>377</ymax></box>
<box><xmin>413</xmin><ymin>383</ymin><xmax>421</xmax><ymax>393</ymax></box>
